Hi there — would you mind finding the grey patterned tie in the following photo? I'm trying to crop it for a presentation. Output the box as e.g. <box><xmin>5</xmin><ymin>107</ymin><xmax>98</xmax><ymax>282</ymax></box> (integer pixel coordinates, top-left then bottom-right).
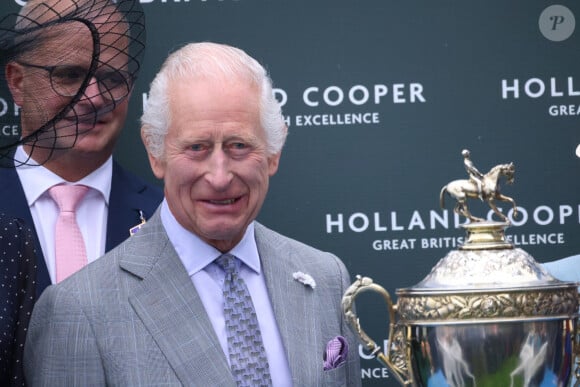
<box><xmin>216</xmin><ymin>254</ymin><xmax>272</xmax><ymax>387</ymax></box>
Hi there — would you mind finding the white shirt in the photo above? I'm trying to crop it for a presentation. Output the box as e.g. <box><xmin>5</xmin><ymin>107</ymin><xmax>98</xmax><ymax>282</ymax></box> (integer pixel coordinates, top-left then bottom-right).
<box><xmin>15</xmin><ymin>146</ymin><xmax>111</xmax><ymax>284</ymax></box>
<box><xmin>160</xmin><ymin>200</ymin><xmax>292</xmax><ymax>386</ymax></box>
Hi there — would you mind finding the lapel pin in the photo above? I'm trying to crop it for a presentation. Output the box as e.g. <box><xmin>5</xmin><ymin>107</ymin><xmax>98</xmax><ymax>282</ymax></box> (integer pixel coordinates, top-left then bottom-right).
<box><xmin>129</xmin><ymin>210</ymin><xmax>146</xmax><ymax>236</ymax></box>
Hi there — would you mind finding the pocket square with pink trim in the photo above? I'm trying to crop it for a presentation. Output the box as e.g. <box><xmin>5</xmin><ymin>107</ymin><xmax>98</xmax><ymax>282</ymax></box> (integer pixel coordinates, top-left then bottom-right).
<box><xmin>323</xmin><ymin>336</ymin><xmax>348</xmax><ymax>371</ymax></box>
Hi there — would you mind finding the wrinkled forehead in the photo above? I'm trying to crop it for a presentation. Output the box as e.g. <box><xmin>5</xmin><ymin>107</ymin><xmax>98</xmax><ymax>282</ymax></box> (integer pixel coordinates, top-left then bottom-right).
<box><xmin>17</xmin><ymin>0</ymin><xmax>124</xmax><ymax>27</ymax></box>
<box><xmin>18</xmin><ymin>2</ymin><xmax>130</xmax><ymax>68</ymax></box>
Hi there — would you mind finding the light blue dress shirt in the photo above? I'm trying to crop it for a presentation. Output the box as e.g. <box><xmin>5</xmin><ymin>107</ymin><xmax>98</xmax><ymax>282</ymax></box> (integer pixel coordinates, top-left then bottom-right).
<box><xmin>160</xmin><ymin>200</ymin><xmax>292</xmax><ymax>386</ymax></box>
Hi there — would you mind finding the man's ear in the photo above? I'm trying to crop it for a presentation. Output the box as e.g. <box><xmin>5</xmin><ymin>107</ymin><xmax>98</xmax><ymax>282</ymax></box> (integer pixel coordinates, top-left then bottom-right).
<box><xmin>141</xmin><ymin>128</ymin><xmax>165</xmax><ymax>180</ymax></box>
<box><xmin>5</xmin><ymin>62</ymin><xmax>25</xmax><ymax>106</ymax></box>
<box><xmin>267</xmin><ymin>124</ymin><xmax>287</xmax><ymax>176</ymax></box>
<box><xmin>268</xmin><ymin>151</ymin><xmax>281</xmax><ymax>176</ymax></box>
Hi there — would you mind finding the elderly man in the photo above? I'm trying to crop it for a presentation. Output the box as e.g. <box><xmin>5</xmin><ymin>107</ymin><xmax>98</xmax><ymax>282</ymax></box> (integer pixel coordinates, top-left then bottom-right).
<box><xmin>24</xmin><ymin>42</ymin><xmax>361</xmax><ymax>386</ymax></box>
<box><xmin>1</xmin><ymin>0</ymin><xmax>162</xmax><ymax>293</ymax></box>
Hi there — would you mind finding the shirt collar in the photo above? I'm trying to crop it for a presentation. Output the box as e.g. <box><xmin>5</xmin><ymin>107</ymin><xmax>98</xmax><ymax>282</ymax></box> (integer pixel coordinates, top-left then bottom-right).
<box><xmin>159</xmin><ymin>199</ymin><xmax>261</xmax><ymax>276</ymax></box>
<box><xmin>15</xmin><ymin>145</ymin><xmax>112</xmax><ymax>205</ymax></box>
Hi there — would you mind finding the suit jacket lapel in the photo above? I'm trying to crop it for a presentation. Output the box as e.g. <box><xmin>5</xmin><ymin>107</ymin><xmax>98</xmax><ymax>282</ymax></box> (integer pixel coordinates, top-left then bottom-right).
<box><xmin>121</xmin><ymin>212</ymin><xmax>235</xmax><ymax>386</ymax></box>
<box><xmin>255</xmin><ymin>223</ymin><xmax>320</xmax><ymax>385</ymax></box>
<box><xmin>106</xmin><ymin>161</ymin><xmax>162</xmax><ymax>251</ymax></box>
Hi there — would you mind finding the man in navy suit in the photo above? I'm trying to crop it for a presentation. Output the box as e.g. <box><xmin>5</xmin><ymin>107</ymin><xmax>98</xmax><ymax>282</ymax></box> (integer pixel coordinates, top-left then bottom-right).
<box><xmin>1</xmin><ymin>0</ymin><xmax>162</xmax><ymax>296</ymax></box>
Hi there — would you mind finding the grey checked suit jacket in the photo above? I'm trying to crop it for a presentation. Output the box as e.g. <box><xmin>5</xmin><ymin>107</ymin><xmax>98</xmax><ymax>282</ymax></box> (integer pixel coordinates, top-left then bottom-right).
<box><xmin>24</xmin><ymin>208</ymin><xmax>362</xmax><ymax>386</ymax></box>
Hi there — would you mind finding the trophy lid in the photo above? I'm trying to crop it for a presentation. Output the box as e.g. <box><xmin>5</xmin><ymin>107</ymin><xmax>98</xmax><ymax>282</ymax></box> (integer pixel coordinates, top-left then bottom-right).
<box><xmin>395</xmin><ymin>150</ymin><xmax>578</xmax><ymax>323</ymax></box>
<box><xmin>410</xmin><ymin>222</ymin><xmax>564</xmax><ymax>291</ymax></box>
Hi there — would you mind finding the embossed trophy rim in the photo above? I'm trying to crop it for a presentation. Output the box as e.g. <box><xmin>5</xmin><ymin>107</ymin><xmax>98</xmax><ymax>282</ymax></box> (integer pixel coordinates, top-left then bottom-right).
<box><xmin>400</xmin><ymin>315</ymin><xmax>579</xmax><ymax>325</ymax></box>
<box><xmin>395</xmin><ymin>283</ymin><xmax>579</xmax><ymax>321</ymax></box>
<box><xmin>396</xmin><ymin>281</ymin><xmax>580</xmax><ymax>295</ymax></box>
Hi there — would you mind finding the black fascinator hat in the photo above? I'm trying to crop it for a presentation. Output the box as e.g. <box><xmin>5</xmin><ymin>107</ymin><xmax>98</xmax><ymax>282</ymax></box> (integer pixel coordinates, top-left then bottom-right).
<box><xmin>0</xmin><ymin>0</ymin><xmax>145</xmax><ymax>166</ymax></box>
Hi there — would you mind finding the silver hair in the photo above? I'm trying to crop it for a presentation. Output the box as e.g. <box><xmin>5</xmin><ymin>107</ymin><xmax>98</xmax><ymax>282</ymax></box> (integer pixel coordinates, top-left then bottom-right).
<box><xmin>141</xmin><ymin>42</ymin><xmax>287</xmax><ymax>159</ymax></box>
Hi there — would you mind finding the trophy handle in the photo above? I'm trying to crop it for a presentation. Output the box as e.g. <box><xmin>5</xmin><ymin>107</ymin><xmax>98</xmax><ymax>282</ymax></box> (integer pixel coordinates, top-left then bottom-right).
<box><xmin>341</xmin><ymin>275</ymin><xmax>412</xmax><ymax>386</ymax></box>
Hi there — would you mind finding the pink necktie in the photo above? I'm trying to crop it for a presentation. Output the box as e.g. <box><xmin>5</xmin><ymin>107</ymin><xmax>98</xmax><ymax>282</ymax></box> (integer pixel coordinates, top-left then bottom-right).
<box><xmin>49</xmin><ymin>184</ymin><xmax>89</xmax><ymax>283</ymax></box>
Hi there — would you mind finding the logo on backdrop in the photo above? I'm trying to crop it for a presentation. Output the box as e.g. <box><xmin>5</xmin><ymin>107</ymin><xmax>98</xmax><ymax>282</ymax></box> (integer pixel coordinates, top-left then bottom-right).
<box><xmin>501</xmin><ymin>76</ymin><xmax>580</xmax><ymax>117</ymax></box>
<box><xmin>359</xmin><ymin>342</ymin><xmax>391</xmax><ymax>380</ymax></box>
<box><xmin>273</xmin><ymin>83</ymin><xmax>427</xmax><ymax>128</ymax></box>
<box><xmin>326</xmin><ymin>204</ymin><xmax>578</xmax><ymax>252</ymax></box>
<box><xmin>501</xmin><ymin>6</ymin><xmax>578</xmax><ymax>117</ymax></box>
<box><xmin>0</xmin><ymin>95</ymin><xmax>20</xmax><ymax>140</ymax></box>
<box><xmin>501</xmin><ymin>78</ymin><xmax>580</xmax><ymax>100</ymax></box>
<box><xmin>142</xmin><ymin>81</ymin><xmax>427</xmax><ymax>129</ymax></box>
<box><xmin>539</xmin><ymin>5</ymin><xmax>575</xmax><ymax>42</ymax></box>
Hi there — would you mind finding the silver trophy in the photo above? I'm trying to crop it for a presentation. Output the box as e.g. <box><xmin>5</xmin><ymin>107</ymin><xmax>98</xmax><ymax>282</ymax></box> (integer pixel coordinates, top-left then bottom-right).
<box><xmin>342</xmin><ymin>150</ymin><xmax>579</xmax><ymax>386</ymax></box>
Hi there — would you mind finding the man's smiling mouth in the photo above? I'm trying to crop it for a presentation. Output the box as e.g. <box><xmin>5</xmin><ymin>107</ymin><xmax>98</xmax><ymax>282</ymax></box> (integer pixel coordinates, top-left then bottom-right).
<box><xmin>209</xmin><ymin>198</ymin><xmax>237</xmax><ymax>205</ymax></box>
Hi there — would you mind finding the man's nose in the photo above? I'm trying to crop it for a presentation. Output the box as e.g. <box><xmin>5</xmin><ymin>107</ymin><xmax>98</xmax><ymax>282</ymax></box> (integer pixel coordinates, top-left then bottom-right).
<box><xmin>80</xmin><ymin>77</ymin><xmax>106</xmax><ymax>104</ymax></box>
<box><xmin>206</xmin><ymin>150</ymin><xmax>234</xmax><ymax>189</ymax></box>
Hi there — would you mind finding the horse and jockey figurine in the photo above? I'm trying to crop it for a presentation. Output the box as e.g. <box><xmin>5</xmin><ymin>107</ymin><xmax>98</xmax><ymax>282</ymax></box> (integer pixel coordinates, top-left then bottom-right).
<box><xmin>440</xmin><ymin>149</ymin><xmax>518</xmax><ymax>224</ymax></box>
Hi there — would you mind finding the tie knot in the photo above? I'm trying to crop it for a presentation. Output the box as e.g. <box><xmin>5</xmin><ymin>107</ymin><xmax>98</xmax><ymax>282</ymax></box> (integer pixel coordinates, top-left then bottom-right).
<box><xmin>215</xmin><ymin>253</ymin><xmax>240</xmax><ymax>275</ymax></box>
<box><xmin>49</xmin><ymin>184</ymin><xmax>89</xmax><ymax>212</ymax></box>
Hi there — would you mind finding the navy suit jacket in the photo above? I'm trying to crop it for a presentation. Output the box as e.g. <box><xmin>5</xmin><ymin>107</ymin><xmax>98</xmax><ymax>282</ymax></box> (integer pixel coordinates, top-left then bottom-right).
<box><xmin>0</xmin><ymin>161</ymin><xmax>163</xmax><ymax>297</ymax></box>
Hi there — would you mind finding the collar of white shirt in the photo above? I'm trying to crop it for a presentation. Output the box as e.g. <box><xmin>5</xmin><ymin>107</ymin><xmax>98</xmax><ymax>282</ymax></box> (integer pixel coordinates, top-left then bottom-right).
<box><xmin>159</xmin><ymin>199</ymin><xmax>261</xmax><ymax>275</ymax></box>
<box><xmin>14</xmin><ymin>145</ymin><xmax>112</xmax><ymax>205</ymax></box>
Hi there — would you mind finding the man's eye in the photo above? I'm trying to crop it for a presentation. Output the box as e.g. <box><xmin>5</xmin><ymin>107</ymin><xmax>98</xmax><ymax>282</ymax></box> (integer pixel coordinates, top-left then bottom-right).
<box><xmin>52</xmin><ymin>66</ymin><xmax>86</xmax><ymax>84</ymax></box>
<box><xmin>227</xmin><ymin>142</ymin><xmax>252</xmax><ymax>157</ymax></box>
<box><xmin>190</xmin><ymin>144</ymin><xmax>206</xmax><ymax>152</ymax></box>
<box><xmin>101</xmin><ymin>70</ymin><xmax>131</xmax><ymax>87</ymax></box>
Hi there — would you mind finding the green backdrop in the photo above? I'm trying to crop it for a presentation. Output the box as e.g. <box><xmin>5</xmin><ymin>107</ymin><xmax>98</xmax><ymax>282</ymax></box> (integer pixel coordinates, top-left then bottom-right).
<box><xmin>2</xmin><ymin>1</ymin><xmax>580</xmax><ymax>385</ymax></box>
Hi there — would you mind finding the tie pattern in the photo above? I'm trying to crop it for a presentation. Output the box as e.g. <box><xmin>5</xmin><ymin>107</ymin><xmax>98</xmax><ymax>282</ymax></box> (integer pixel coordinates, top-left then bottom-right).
<box><xmin>49</xmin><ymin>184</ymin><xmax>89</xmax><ymax>283</ymax></box>
<box><xmin>216</xmin><ymin>254</ymin><xmax>272</xmax><ymax>387</ymax></box>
